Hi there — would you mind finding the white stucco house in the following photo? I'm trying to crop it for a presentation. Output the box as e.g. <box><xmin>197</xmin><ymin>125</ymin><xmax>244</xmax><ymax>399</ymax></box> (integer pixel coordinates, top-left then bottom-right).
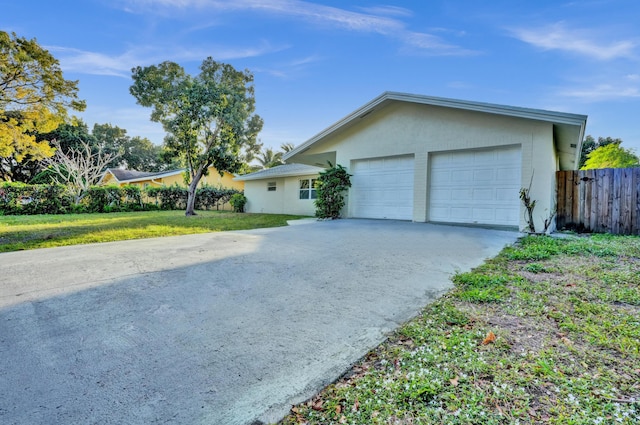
<box><xmin>236</xmin><ymin>92</ymin><xmax>587</xmax><ymax>231</ymax></box>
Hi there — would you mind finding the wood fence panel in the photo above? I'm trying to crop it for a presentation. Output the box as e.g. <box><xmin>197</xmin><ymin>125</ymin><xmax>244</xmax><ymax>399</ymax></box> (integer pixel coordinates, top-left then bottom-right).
<box><xmin>556</xmin><ymin>168</ymin><xmax>640</xmax><ymax>235</ymax></box>
<box><xmin>611</xmin><ymin>168</ymin><xmax>621</xmax><ymax>234</ymax></box>
<box><xmin>631</xmin><ymin>168</ymin><xmax>640</xmax><ymax>235</ymax></box>
<box><xmin>556</xmin><ymin>171</ymin><xmax>567</xmax><ymax>229</ymax></box>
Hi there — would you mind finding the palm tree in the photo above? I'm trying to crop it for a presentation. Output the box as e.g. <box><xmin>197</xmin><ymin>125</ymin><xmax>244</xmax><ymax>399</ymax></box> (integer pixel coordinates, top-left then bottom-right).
<box><xmin>280</xmin><ymin>142</ymin><xmax>295</xmax><ymax>153</ymax></box>
<box><xmin>257</xmin><ymin>147</ymin><xmax>284</xmax><ymax>169</ymax></box>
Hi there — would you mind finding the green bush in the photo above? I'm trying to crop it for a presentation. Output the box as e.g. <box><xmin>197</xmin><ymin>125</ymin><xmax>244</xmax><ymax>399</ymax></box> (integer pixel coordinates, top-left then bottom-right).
<box><xmin>229</xmin><ymin>193</ymin><xmax>247</xmax><ymax>213</ymax></box>
<box><xmin>0</xmin><ymin>182</ymin><xmax>72</xmax><ymax>215</ymax></box>
<box><xmin>196</xmin><ymin>186</ymin><xmax>240</xmax><ymax>210</ymax></box>
<box><xmin>145</xmin><ymin>185</ymin><xmax>188</xmax><ymax>210</ymax></box>
<box><xmin>315</xmin><ymin>164</ymin><xmax>352</xmax><ymax>219</ymax></box>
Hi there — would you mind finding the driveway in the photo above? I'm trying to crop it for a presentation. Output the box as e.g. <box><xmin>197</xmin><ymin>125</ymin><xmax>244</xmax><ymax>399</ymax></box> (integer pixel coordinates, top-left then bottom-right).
<box><xmin>0</xmin><ymin>219</ymin><xmax>518</xmax><ymax>424</ymax></box>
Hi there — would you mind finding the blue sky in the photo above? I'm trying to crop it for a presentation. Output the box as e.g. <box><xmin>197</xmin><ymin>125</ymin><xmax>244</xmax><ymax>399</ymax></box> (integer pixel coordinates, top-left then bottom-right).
<box><xmin>4</xmin><ymin>0</ymin><xmax>640</xmax><ymax>153</ymax></box>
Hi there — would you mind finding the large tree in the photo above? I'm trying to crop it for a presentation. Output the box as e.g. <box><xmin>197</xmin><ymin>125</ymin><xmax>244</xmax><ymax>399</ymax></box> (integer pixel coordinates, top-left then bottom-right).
<box><xmin>131</xmin><ymin>57</ymin><xmax>263</xmax><ymax>215</ymax></box>
<box><xmin>582</xmin><ymin>142</ymin><xmax>640</xmax><ymax>170</ymax></box>
<box><xmin>0</xmin><ymin>31</ymin><xmax>85</xmax><ymax>176</ymax></box>
<box><xmin>579</xmin><ymin>135</ymin><xmax>622</xmax><ymax>169</ymax></box>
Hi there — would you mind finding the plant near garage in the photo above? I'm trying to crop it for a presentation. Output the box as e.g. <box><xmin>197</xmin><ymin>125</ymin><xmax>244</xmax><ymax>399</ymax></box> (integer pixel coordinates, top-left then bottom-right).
<box><xmin>315</xmin><ymin>163</ymin><xmax>352</xmax><ymax>219</ymax></box>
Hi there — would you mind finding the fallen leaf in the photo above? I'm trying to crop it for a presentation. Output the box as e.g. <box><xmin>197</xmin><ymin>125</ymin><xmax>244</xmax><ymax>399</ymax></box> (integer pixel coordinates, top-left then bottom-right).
<box><xmin>291</xmin><ymin>406</ymin><xmax>299</xmax><ymax>414</ymax></box>
<box><xmin>372</xmin><ymin>411</ymin><xmax>379</xmax><ymax>418</ymax></box>
<box><xmin>496</xmin><ymin>403</ymin><xmax>504</xmax><ymax>415</ymax></box>
<box><xmin>528</xmin><ymin>408</ymin><xmax>537</xmax><ymax>417</ymax></box>
<box><xmin>352</xmin><ymin>398</ymin><xmax>360</xmax><ymax>412</ymax></box>
<box><xmin>335</xmin><ymin>404</ymin><xmax>341</xmax><ymax>414</ymax></box>
<box><xmin>482</xmin><ymin>331</ymin><xmax>496</xmax><ymax>345</ymax></box>
<box><xmin>339</xmin><ymin>415</ymin><xmax>347</xmax><ymax>424</ymax></box>
<box><xmin>565</xmin><ymin>283</ymin><xmax>576</xmax><ymax>287</ymax></box>
<box><xmin>561</xmin><ymin>337</ymin><xmax>573</xmax><ymax>346</ymax></box>
<box><xmin>450</xmin><ymin>376</ymin><xmax>459</xmax><ymax>387</ymax></box>
<box><xmin>312</xmin><ymin>399</ymin><xmax>323</xmax><ymax>411</ymax></box>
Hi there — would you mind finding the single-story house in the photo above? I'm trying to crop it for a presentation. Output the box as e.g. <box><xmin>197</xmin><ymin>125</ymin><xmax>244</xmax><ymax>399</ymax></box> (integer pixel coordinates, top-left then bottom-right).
<box><xmin>236</xmin><ymin>92</ymin><xmax>588</xmax><ymax>231</ymax></box>
<box><xmin>100</xmin><ymin>167</ymin><xmax>244</xmax><ymax>192</ymax></box>
<box><xmin>234</xmin><ymin>163</ymin><xmax>325</xmax><ymax>215</ymax></box>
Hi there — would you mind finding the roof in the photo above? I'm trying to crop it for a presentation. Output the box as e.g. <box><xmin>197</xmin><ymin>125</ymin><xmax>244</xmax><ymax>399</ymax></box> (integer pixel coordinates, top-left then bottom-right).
<box><xmin>234</xmin><ymin>163</ymin><xmax>325</xmax><ymax>181</ymax></box>
<box><xmin>283</xmin><ymin>91</ymin><xmax>588</xmax><ymax>170</ymax></box>
<box><xmin>101</xmin><ymin>168</ymin><xmax>185</xmax><ymax>184</ymax></box>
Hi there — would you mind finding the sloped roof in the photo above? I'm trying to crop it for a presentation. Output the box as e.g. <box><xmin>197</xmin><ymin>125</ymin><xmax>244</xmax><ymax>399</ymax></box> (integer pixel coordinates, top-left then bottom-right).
<box><xmin>283</xmin><ymin>91</ymin><xmax>588</xmax><ymax>170</ymax></box>
<box><xmin>234</xmin><ymin>163</ymin><xmax>325</xmax><ymax>181</ymax></box>
<box><xmin>107</xmin><ymin>168</ymin><xmax>164</xmax><ymax>181</ymax></box>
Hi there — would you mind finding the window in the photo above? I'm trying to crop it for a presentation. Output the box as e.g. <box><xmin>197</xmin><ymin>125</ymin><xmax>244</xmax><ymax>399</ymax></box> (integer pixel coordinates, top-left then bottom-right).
<box><xmin>267</xmin><ymin>181</ymin><xmax>277</xmax><ymax>192</ymax></box>
<box><xmin>299</xmin><ymin>178</ymin><xmax>317</xmax><ymax>199</ymax></box>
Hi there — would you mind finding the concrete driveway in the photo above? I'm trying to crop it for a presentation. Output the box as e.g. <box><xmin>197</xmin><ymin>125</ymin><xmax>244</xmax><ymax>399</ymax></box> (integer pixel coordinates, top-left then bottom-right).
<box><xmin>0</xmin><ymin>219</ymin><xmax>517</xmax><ymax>424</ymax></box>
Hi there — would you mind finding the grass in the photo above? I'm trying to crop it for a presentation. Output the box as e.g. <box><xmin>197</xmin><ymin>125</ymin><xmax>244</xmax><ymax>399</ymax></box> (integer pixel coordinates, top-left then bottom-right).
<box><xmin>280</xmin><ymin>234</ymin><xmax>640</xmax><ymax>424</ymax></box>
<box><xmin>0</xmin><ymin>210</ymin><xmax>308</xmax><ymax>252</ymax></box>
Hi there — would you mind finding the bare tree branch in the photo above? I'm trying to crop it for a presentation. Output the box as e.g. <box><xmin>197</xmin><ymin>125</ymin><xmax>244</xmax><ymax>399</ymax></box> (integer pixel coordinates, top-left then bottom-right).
<box><xmin>45</xmin><ymin>139</ymin><xmax>121</xmax><ymax>204</ymax></box>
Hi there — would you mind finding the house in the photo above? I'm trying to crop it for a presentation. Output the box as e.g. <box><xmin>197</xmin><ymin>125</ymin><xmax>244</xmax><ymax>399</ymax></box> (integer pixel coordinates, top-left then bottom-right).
<box><xmin>100</xmin><ymin>167</ymin><xmax>244</xmax><ymax>192</ymax></box>
<box><xmin>234</xmin><ymin>163</ymin><xmax>325</xmax><ymax>215</ymax></box>
<box><xmin>238</xmin><ymin>92</ymin><xmax>588</xmax><ymax>231</ymax></box>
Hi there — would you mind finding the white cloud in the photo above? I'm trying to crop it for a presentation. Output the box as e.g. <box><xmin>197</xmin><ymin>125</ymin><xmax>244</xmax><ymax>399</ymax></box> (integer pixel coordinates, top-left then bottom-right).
<box><xmin>119</xmin><ymin>0</ymin><xmax>475</xmax><ymax>56</ymax></box>
<box><xmin>560</xmin><ymin>83</ymin><xmax>640</xmax><ymax>101</ymax></box>
<box><xmin>509</xmin><ymin>22</ymin><xmax>637</xmax><ymax>61</ymax></box>
<box><xmin>49</xmin><ymin>41</ymin><xmax>286</xmax><ymax>77</ymax></box>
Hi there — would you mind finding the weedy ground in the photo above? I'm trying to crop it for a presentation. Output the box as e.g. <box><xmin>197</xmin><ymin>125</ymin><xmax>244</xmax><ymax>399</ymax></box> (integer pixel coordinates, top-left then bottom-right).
<box><xmin>0</xmin><ymin>210</ymin><xmax>306</xmax><ymax>252</ymax></box>
<box><xmin>280</xmin><ymin>234</ymin><xmax>640</xmax><ymax>425</ymax></box>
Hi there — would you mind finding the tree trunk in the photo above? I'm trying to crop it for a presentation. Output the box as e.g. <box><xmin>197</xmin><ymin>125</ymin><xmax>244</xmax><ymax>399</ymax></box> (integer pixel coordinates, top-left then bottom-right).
<box><xmin>185</xmin><ymin>167</ymin><xmax>205</xmax><ymax>216</ymax></box>
<box><xmin>185</xmin><ymin>180</ymin><xmax>198</xmax><ymax>216</ymax></box>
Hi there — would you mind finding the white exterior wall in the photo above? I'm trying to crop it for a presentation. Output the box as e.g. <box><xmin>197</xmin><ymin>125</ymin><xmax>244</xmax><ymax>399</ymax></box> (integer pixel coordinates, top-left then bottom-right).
<box><xmin>301</xmin><ymin>102</ymin><xmax>558</xmax><ymax>231</ymax></box>
<box><xmin>243</xmin><ymin>175</ymin><xmax>318</xmax><ymax>216</ymax></box>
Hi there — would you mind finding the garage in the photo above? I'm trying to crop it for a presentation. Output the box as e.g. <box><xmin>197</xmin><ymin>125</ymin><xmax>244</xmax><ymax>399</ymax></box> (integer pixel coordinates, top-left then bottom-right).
<box><xmin>429</xmin><ymin>146</ymin><xmax>521</xmax><ymax>226</ymax></box>
<box><xmin>351</xmin><ymin>155</ymin><xmax>414</xmax><ymax>220</ymax></box>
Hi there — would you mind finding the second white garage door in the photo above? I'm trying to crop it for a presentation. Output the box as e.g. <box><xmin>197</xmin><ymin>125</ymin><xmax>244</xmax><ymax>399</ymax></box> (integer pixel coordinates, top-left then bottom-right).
<box><xmin>429</xmin><ymin>146</ymin><xmax>521</xmax><ymax>226</ymax></box>
<box><xmin>351</xmin><ymin>155</ymin><xmax>414</xmax><ymax>220</ymax></box>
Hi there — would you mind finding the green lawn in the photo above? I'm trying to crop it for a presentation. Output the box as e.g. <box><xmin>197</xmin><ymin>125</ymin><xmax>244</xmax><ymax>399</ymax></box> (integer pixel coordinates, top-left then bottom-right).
<box><xmin>280</xmin><ymin>234</ymin><xmax>640</xmax><ymax>425</ymax></box>
<box><xmin>0</xmin><ymin>210</ymin><xmax>308</xmax><ymax>252</ymax></box>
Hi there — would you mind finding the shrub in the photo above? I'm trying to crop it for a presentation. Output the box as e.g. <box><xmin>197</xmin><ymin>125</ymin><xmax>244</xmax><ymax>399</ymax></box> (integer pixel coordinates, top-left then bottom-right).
<box><xmin>0</xmin><ymin>182</ymin><xmax>72</xmax><ymax>215</ymax></box>
<box><xmin>145</xmin><ymin>185</ymin><xmax>188</xmax><ymax>210</ymax></box>
<box><xmin>315</xmin><ymin>163</ymin><xmax>352</xmax><ymax>219</ymax></box>
<box><xmin>229</xmin><ymin>193</ymin><xmax>247</xmax><ymax>212</ymax></box>
<box><xmin>196</xmin><ymin>186</ymin><xmax>240</xmax><ymax>210</ymax></box>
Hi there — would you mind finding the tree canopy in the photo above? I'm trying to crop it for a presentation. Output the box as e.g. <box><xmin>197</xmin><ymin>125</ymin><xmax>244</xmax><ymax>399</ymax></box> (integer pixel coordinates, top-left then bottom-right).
<box><xmin>0</xmin><ymin>31</ymin><xmax>85</xmax><ymax>167</ymax></box>
<box><xmin>582</xmin><ymin>142</ymin><xmax>640</xmax><ymax>170</ymax></box>
<box><xmin>130</xmin><ymin>57</ymin><xmax>263</xmax><ymax>215</ymax></box>
<box><xmin>579</xmin><ymin>135</ymin><xmax>622</xmax><ymax>169</ymax></box>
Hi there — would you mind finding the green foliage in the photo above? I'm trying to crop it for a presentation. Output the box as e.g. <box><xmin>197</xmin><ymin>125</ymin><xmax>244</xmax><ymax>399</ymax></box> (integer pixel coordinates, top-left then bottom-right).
<box><xmin>579</xmin><ymin>135</ymin><xmax>622</xmax><ymax>169</ymax></box>
<box><xmin>582</xmin><ymin>142</ymin><xmax>639</xmax><ymax>170</ymax></box>
<box><xmin>130</xmin><ymin>57</ymin><xmax>263</xmax><ymax>215</ymax></box>
<box><xmin>0</xmin><ymin>182</ymin><xmax>72</xmax><ymax>215</ymax></box>
<box><xmin>195</xmin><ymin>186</ymin><xmax>240</xmax><ymax>210</ymax></box>
<box><xmin>229</xmin><ymin>193</ymin><xmax>247</xmax><ymax>213</ymax></box>
<box><xmin>0</xmin><ymin>31</ymin><xmax>85</xmax><ymax>164</ymax></box>
<box><xmin>314</xmin><ymin>164</ymin><xmax>352</xmax><ymax>219</ymax></box>
<box><xmin>145</xmin><ymin>185</ymin><xmax>188</xmax><ymax>210</ymax></box>
<box><xmin>1</xmin><ymin>181</ymin><xmax>240</xmax><ymax>215</ymax></box>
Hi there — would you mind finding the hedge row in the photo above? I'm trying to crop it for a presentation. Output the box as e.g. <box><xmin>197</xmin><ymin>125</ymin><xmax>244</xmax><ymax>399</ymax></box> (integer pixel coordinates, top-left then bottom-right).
<box><xmin>0</xmin><ymin>182</ymin><xmax>241</xmax><ymax>215</ymax></box>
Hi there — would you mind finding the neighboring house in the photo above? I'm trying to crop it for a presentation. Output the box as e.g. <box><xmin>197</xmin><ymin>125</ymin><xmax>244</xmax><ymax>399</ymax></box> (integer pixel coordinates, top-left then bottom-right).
<box><xmin>100</xmin><ymin>167</ymin><xmax>244</xmax><ymax>192</ymax></box>
<box><xmin>234</xmin><ymin>163</ymin><xmax>325</xmax><ymax>215</ymax></box>
<box><xmin>240</xmin><ymin>92</ymin><xmax>588</xmax><ymax>231</ymax></box>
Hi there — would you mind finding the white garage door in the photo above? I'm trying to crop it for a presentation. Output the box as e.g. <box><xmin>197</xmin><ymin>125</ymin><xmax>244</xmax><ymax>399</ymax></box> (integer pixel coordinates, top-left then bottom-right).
<box><xmin>351</xmin><ymin>155</ymin><xmax>414</xmax><ymax>220</ymax></box>
<box><xmin>429</xmin><ymin>146</ymin><xmax>521</xmax><ymax>226</ymax></box>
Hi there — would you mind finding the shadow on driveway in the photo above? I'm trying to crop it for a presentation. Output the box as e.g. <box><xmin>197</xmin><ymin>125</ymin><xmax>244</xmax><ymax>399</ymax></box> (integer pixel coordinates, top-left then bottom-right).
<box><xmin>0</xmin><ymin>219</ymin><xmax>518</xmax><ymax>424</ymax></box>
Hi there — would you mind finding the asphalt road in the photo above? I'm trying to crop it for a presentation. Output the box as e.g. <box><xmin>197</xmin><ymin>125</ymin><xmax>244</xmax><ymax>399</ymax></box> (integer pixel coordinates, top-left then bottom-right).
<box><xmin>0</xmin><ymin>219</ymin><xmax>518</xmax><ymax>424</ymax></box>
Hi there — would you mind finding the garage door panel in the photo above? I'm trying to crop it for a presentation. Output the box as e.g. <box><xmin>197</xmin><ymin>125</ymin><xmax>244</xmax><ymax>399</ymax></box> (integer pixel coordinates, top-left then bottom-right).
<box><xmin>429</xmin><ymin>146</ymin><xmax>521</xmax><ymax>226</ymax></box>
<box><xmin>351</xmin><ymin>155</ymin><xmax>414</xmax><ymax>220</ymax></box>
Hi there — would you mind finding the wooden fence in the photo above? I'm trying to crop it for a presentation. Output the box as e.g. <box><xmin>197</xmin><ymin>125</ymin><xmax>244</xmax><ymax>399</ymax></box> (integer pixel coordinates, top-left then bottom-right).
<box><xmin>556</xmin><ymin>168</ymin><xmax>640</xmax><ymax>235</ymax></box>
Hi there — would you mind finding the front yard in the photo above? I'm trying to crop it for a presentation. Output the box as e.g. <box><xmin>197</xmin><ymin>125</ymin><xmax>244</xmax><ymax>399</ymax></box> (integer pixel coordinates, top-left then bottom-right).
<box><xmin>280</xmin><ymin>234</ymin><xmax>640</xmax><ymax>424</ymax></box>
<box><xmin>0</xmin><ymin>210</ymin><xmax>307</xmax><ymax>252</ymax></box>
